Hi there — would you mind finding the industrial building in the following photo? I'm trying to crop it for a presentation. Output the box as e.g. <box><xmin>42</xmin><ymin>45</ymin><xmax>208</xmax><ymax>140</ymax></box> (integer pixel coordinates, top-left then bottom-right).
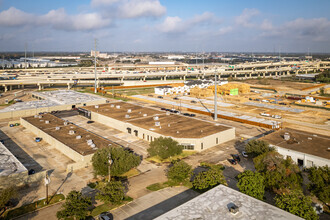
<box><xmin>20</xmin><ymin>113</ymin><xmax>121</xmax><ymax>171</ymax></box>
<box><xmin>155</xmin><ymin>184</ymin><xmax>301</xmax><ymax>220</ymax></box>
<box><xmin>261</xmin><ymin>128</ymin><xmax>330</xmax><ymax>168</ymax></box>
<box><xmin>83</xmin><ymin>102</ymin><xmax>236</xmax><ymax>151</ymax></box>
<box><xmin>0</xmin><ymin>90</ymin><xmax>107</xmax><ymax>119</ymax></box>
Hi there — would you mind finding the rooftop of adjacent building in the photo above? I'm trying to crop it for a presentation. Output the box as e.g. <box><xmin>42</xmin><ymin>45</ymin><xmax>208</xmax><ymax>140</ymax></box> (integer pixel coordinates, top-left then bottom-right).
<box><xmin>84</xmin><ymin>102</ymin><xmax>232</xmax><ymax>139</ymax></box>
<box><xmin>155</xmin><ymin>184</ymin><xmax>302</xmax><ymax>220</ymax></box>
<box><xmin>261</xmin><ymin>128</ymin><xmax>330</xmax><ymax>160</ymax></box>
<box><xmin>0</xmin><ymin>142</ymin><xmax>27</xmax><ymax>176</ymax></box>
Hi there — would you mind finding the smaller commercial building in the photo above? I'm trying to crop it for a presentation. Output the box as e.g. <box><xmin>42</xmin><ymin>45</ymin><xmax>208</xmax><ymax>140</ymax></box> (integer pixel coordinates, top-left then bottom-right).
<box><xmin>261</xmin><ymin>128</ymin><xmax>330</xmax><ymax>168</ymax></box>
<box><xmin>155</xmin><ymin>184</ymin><xmax>302</xmax><ymax>220</ymax></box>
<box><xmin>21</xmin><ymin>113</ymin><xmax>121</xmax><ymax>171</ymax></box>
<box><xmin>83</xmin><ymin>102</ymin><xmax>235</xmax><ymax>152</ymax></box>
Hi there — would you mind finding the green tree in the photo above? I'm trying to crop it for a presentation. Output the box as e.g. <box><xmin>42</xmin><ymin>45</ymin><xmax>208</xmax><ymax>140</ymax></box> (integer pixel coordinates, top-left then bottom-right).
<box><xmin>92</xmin><ymin>147</ymin><xmax>141</xmax><ymax>177</ymax></box>
<box><xmin>167</xmin><ymin>160</ymin><xmax>192</xmax><ymax>183</ymax></box>
<box><xmin>308</xmin><ymin>165</ymin><xmax>329</xmax><ymax>203</ymax></box>
<box><xmin>0</xmin><ymin>186</ymin><xmax>17</xmax><ymax>210</ymax></box>
<box><xmin>96</xmin><ymin>181</ymin><xmax>125</xmax><ymax>204</ymax></box>
<box><xmin>147</xmin><ymin>137</ymin><xmax>183</xmax><ymax>160</ymax></box>
<box><xmin>245</xmin><ymin>140</ymin><xmax>273</xmax><ymax>157</ymax></box>
<box><xmin>237</xmin><ymin>170</ymin><xmax>265</xmax><ymax>200</ymax></box>
<box><xmin>275</xmin><ymin>189</ymin><xmax>318</xmax><ymax>220</ymax></box>
<box><xmin>254</xmin><ymin>152</ymin><xmax>302</xmax><ymax>192</ymax></box>
<box><xmin>192</xmin><ymin>164</ymin><xmax>226</xmax><ymax>191</ymax></box>
<box><xmin>56</xmin><ymin>190</ymin><xmax>91</xmax><ymax>220</ymax></box>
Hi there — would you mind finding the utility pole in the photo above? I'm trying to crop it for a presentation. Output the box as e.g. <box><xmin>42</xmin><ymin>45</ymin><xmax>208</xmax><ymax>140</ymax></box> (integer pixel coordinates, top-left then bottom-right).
<box><xmin>44</xmin><ymin>174</ymin><xmax>51</xmax><ymax>204</ymax></box>
<box><xmin>108</xmin><ymin>153</ymin><xmax>113</xmax><ymax>182</ymax></box>
<box><xmin>214</xmin><ymin>70</ymin><xmax>217</xmax><ymax>121</ymax></box>
<box><xmin>24</xmin><ymin>43</ymin><xmax>27</xmax><ymax>69</ymax></box>
<box><xmin>94</xmin><ymin>39</ymin><xmax>98</xmax><ymax>93</ymax></box>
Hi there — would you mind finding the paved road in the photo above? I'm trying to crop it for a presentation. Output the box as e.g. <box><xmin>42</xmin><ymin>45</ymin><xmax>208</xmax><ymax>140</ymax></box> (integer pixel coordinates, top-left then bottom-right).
<box><xmin>14</xmin><ymin>202</ymin><xmax>63</xmax><ymax>220</ymax></box>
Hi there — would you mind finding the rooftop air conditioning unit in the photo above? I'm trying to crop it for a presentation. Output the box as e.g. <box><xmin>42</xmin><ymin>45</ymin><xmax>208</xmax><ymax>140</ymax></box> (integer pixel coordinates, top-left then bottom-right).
<box><xmin>87</xmin><ymin>139</ymin><xmax>93</xmax><ymax>145</ymax></box>
<box><xmin>116</xmin><ymin>105</ymin><xmax>121</xmax><ymax>109</ymax></box>
<box><xmin>45</xmin><ymin>120</ymin><xmax>49</xmax><ymax>124</ymax></box>
<box><xmin>284</xmin><ymin>133</ymin><xmax>290</xmax><ymax>141</ymax></box>
<box><xmin>166</xmin><ymin>111</ymin><xmax>170</xmax><ymax>115</ymax></box>
<box><xmin>110</xmin><ymin>104</ymin><xmax>114</xmax><ymax>107</ymax></box>
<box><xmin>127</xmin><ymin>109</ymin><xmax>132</xmax><ymax>113</ymax></box>
<box><xmin>125</xmin><ymin>114</ymin><xmax>130</xmax><ymax>118</ymax></box>
<box><xmin>143</xmin><ymin>114</ymin><xmax>147</xmax><ymax>117</ymax></box>
<box><xmin>95</xmin><ymin>105</ymin><xmax>99</xmax><ymax>109</ymax></box>
<box><xmin>64</xmin><ymin>121</ymin><xmax>68</xmax><ymax>126</ymax></box>
<box><xmin>76</xmin><ymin>135</ymin><xmax>82</xmax><ymax>139</ymax></box>
<box><xmin>34</xmin><ymin>115</ymin><xmax>38</xmax><ymax>118</ymax></box>
<box><xmin>69</xmin><ymin>130</ymin><xmax>75</xmax><ymax>135</ymax></box>
<box><xmin>153</xmin><ymin>116</ymin><xmax>159</xmax><ymax>120</ymax></box>
<box><xmin>55</xmin><ymin>127</ymin><xmax>60</xmax><ymax>130</ymax></box>
<box><xmin>155</xmin><ymin>122</ymin><xmax>160</xmax><ymax>126</ymax></box>
<box><xmin>38</xmin><ymin>115</ymin><xmax>42</xmax><ymax>118</ymax></box>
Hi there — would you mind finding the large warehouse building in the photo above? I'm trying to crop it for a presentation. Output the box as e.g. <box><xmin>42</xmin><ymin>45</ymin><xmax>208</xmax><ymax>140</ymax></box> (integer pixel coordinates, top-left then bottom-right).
<box><xmin>82</xmin><ymin>102</ymin><xmax>236</xmax><ymax>151</ymax></box>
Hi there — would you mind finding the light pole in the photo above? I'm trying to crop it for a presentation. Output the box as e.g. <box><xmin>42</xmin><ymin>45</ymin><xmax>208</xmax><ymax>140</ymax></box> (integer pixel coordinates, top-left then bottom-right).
<box><xmin>44</xmin><ymin>174</ymin><xmax>51</xmax><ymax>204</ymax></box>
<box><xmin>214</xmin><ymin>68</ymin><xmax>218</xmax><ymax>121</ymax></box>
<box><xmin>108</xmin><ymin>153</ymin><xmax>113</xmax><ymax>182</ymax></box>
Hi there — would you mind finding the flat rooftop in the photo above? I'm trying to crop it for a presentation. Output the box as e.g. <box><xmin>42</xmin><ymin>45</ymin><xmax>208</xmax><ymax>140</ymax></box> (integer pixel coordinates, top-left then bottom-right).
<box><xmin>155</xmin><ymin>185</ymin><xmax>301</xmax><ymax>220</ymax></box>
<box><xmin>0</xmin><ymin>90</ymin><xmax>106</xmax><ymax>113</ymax></box>
<box><xmin>261</xmin><ymin>128</ymin><xmax>330</xmax><ymax>160</ymax></box>
<box><xmin>0</xmin><ymin>143</ymin><xmax>27</xmax><ymax>176</ymax></box>
<box><xmin>23</xmin><ymin>114</ymin><xmax>119</xmax><ymax>156</ymax></box>
<box><xmin>84</xmin><ymin>102</ymin><xmax>231</xmax><ymax>138</ymax></box>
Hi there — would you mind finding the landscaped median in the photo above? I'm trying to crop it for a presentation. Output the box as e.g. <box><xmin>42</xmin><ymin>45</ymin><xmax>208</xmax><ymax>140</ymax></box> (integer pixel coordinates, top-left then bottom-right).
<box><xmin>2</xmin><ymin>194</ymin><xmax>65</xmax><ymax>220</ymax></box>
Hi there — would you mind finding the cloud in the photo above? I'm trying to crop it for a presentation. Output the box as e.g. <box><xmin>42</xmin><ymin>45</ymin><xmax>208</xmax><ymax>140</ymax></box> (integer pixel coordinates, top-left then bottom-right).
<box><xmin>0</xmin><ymin>7</ymin><xmax>111</xmax><ymax>31</ymax></box>
<box><xmin>217</xmin><ymin>26</ymin><xmax>233</xmax><ymax>35</ymax></box>
<box><xmin>235</xmin><ymin>8</ymin><xmax>259</xmax><ymax>28</ymax></box>
<box><xmin>92</xmin><ymin>0</ymin><xmax>166</xmax><ymax>18</ymax></box>
<box><xmin>158</xmin><ymin>12</ymin><xmax>221</xmax><ymax>34</ymax></box>
<box><xmin>260</xmin><ymin>17</ymin><xmax>330</xmax><ymax>42</ymax></box>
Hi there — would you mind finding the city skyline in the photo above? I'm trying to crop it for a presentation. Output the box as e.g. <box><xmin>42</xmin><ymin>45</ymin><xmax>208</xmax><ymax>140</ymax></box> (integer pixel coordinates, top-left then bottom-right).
<box><xmin>0</xmin><ymin>0</ymin><xmax>330</xmax><ymax>53</ymax></box>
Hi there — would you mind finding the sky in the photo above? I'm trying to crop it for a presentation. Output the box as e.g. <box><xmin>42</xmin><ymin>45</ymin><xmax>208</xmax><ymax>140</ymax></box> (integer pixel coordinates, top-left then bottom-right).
<box><xmin>0</xmin><ymin>0</ymin><xmax>330</xmax><ymax>53</ymax></box>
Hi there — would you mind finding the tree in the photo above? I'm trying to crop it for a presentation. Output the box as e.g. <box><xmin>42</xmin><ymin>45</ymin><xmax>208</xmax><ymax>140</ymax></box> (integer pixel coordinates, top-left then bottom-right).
<box><xmin>56</xmin><ymin>190</ymin><xmax>92</xmax><ymax>220</ymax></box>
<box><xmin>147</xmin><ymin>137</ymin><xmax>183</xmax><ymax>160</ymax></box>
<box><xmin>92</xmin><ymin>147</ymin><xmax>141</xmax><ymax>177</ymax></box>
<box><xmin>237</xmin><ymin>170</ymin><xmax>265</xmax><ymax>200</ymax></box>
<box><xmin>254</xmin><ymin>151</ymin><xmax>302</xmax><ymax>192</ymax></box>
<box><xmin>96</xmin><ymin>181</ymin><xmax>125</xmax><ymax>204</ymax></box>
<box><xmin>192</xmin><ymin>164</ymin><xmax>226</xmax><ymax>191</ymax></box>
<box><xmin>308</xmin><ymin>165</ymin><xmax>329</xmax><ymax>203</ymax></box>
<box><xmin>167</xmin><ymin>160</ymin><xmax>192</xmax><ymax>183</ymax></box>
<box><xmin>245</xmin><ymin>140</ymin><xmax>273</xmax><ymax>157</ymax></box>
<box><xmin>275</xmin><ymin>189</ymin><xmax>318</xmax><ymax>220</ymax></box>
<box><xmin>0</xmin><ymin>186</ymin><xmax>17</xmax><ymax>210</ymax></box>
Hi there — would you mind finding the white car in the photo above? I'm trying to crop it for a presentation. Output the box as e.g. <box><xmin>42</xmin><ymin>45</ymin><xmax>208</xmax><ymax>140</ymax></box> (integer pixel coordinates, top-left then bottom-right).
<box><xmin>242</xmin><ymin>151</ymin><xmax>248</xmax><ymax>158</ymax></box>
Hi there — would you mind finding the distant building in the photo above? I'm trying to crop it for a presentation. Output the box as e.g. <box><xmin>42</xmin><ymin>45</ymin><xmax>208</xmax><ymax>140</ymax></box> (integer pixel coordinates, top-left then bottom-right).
<box><xmin>156</xmin><ymin>184</ymin><xmax>302</xmax><ymax>220</ymax></box>
<box><xmin>91</xmin><ymin>50</ymin><xmax>109</xmax><ymax>59</ymax></box>
<box><xmin>149</xmin><ymin>61</ymin><xmax>176</xmax><ymax>65</ymax></box>
<box><xmin>261</xmin><ymin>128</ymin><xmax>330</xmax><ymax>168</ymax></box>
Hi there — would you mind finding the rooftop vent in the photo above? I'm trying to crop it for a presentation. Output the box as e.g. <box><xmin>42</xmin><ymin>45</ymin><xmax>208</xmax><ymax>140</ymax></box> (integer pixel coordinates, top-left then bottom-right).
<box><xmin>38</xmin><ymin>115</ymin><xmax>42</xmax><ymax>119</ymax></box>
<box><xmin>45</xmin><ymin>120</ymin><xmax>49</xmax><ymax>124</ymax></box>
<box><xmin>64</xmin><ymin>121</ymin><xmax>68</xmax><ymax>126</ymax></box>
<box><xmin>308</xmin><ymin>137</ymin><xmax>312</xmax><ymax>140</ymax></box>
<box><xmin>110</xmin><ymin>104</ymin><xmax>114</xmax><ymax>107</ymax></box>
<box><xmin>76</xmin><ymin>135</ymin><xmax>82</xmax><ymax>139</ymax></box>
<box><xmin>155</xmin><ymin>122</ymin><xmax>160</xmax><ymax>126</ymax></box>
<box><xmin>87</xmin><ymin>139</ymin><xmax>93</xmax><ymax>145</ymax></box>
<box><xmin>55</xmin><ymin>127</ymin><xmax>60</xmax><ymax>130</ymax></box>
<box><xmin>127</xmin><ymin>109</ymin><xmax>132</xmax><ymax>113</ymax></box>
<box><xmin>168</xmin><ymin>124</ymin><xmax>170</xmax><ymax>127</ymax></box>
<box><xmin>177</xmin><ymin>131</ymin><xmax>180</xmax><ymax>134</ymax></box>
<box><xmin>284</xmin><ymin>133</ymin><xmax>290</xmax><ymax>141</ymax></box>
<box><xmin>34</xmin><ymin>115</ymin><xmax>38</xmax><ymax>118</ymax></box>
<box><xmin>228</xmin><ymin>203</ymin><xmax>239</xmax><ymax>215</ymax></box>
<box><xmin>95</xmin><ymin>105</ymin><xmax>99</xmax><ymax>109</ymax></box>
<box><xmin>69</xmin><ymin>130</ymin><xmax>75</xmax><ymax>135</ymax></box>
<box><xmin>143</xmin><ymin>114</ymin><xmax>147</xmax><ymax>117</ymax></box>
<box><xmin>153</xmin><ymin>116</ymin><xmax>159</xmax><ymax>120</ymax></box>
<box><xmin>125</xmin><ymin>114</ymin><xmax>130</xmax><ymax>118</ymax></box>
<box><xmin>116</xmin><ymin>105</ymin><xmax>121</xmax><ymax>109</ymax></box>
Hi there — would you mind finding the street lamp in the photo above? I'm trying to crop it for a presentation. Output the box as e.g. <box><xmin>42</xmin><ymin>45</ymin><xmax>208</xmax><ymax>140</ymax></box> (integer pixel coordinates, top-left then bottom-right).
<box><xmin>108</xmin><ymin>153</ymin><xmax>113</xmax><ymax>182</ymax></box>
<box><xmin>44</xmin><ymin>174</ymin><xmax>51</xmax><ymax>204</ymax></box>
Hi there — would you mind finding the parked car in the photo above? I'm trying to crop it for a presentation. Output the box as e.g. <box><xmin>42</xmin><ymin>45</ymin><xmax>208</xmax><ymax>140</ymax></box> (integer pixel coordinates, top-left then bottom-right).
<box><xmin>242</xmin><ymin>151</ymin><xmax>248</xmax><ymax>158</ymax></box>
<box><xmin>173</xmin><ymin>97</ymin><xmax>179</xmax><ymax>100</ymax></box>
<box><xmin>189</xmin><ymin>114</ymin><xmax>196</xmax><ymax>117</ymax></box>
<box><xmin>157</xmin><ymin>96</ymin><xmax>163</xmax><ymax>99</ymax></box>
<box><xmin>98</xmin><ymin>212</ymin><xmax>113</xmax><ymax>220</ymax></box>
<box><xmin>148</xmin><ymin>94</ymin><xmax>153</xmax><ymax>97</ymax></box>
<box><xmin>160</xmin><ymin>108</ymin><xmax>166</xmax><ymax>111</ymax></box>
<box><xmin>183</xmin><ymin>113</ymin><xmax>190</xmax><ymax>116</ymax></box>
<box><xmin>28</xmin><ymin>169</ymin><xmax>35</xmax><ymax>175</ymax></box>
<box><xmin>35</xmin><ymin>137</ymin><xmax>42</xmax><ymax>142</ymax></box>
<box><xmin>249</xmin><ymin>98</ymin><xmax>252</xmax><ymax>100</ymax></box>
<box><xmin>87</xmin><ymin>120</ymin><xmax>94</xmax><ymax>124</ymax></box>
<box><xmin>191</xmin><ymin>100</ymin><xmax>197</xmax><ymax>103</ymax></box>
<box><xmin>228</xmin><ymin>159</ymin><xmax>237</xmax><ymax>165</ymax></box>
<box><xmin>231</xmin><ymin>154</ymin><xmax>241</xmax><ymax>162</ymax></box>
